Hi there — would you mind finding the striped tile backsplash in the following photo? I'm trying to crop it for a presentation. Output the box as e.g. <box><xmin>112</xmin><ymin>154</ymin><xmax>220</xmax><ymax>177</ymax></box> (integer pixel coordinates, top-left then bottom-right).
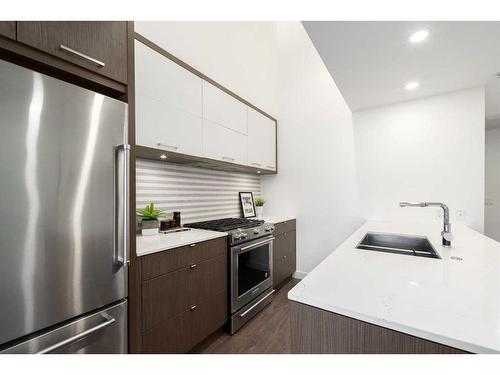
<box><xmin>136</xmin><ymin>159</ymin><xmax>261</xmax><ymax>224</ymax></box>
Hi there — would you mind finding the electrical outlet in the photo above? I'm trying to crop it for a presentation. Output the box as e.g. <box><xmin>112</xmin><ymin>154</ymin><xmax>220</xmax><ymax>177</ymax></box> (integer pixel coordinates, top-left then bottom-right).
<box><xmin>457</xmin><ymin>209</ymin><xmax>466</xmax><ymax>222</ymax></box>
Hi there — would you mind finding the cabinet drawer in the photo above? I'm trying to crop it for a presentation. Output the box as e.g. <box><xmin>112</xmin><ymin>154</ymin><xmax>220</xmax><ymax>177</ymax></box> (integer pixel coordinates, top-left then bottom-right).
<box><xmin>274</xmin><ymin>219</ymin><xmax>296</xmax><ymax>236</ymax></box>
<box><xmin>141</xmin><ymin>237</ymin><xmax>227</xmax><ymax>280</ymax></box>
<box><xmin>274</xmin><ymin>250</ymin><xmax>296</xmax><ymax>287</ymax></box>
<box><xmin>142</xmin><ymin>267</ymin><xmax>190</xmax><ymax>330</ymax></box>
<box><xmin>142</xmin><ymin>290</ymin><xmax>227</xmax><ymax>353</ymax></box>
<box><xmin>142</xmin><ymin>254</ymin><xmax>227</xmax><ymax>330</ymax></box>
<box><xmin>17</xmin><ymin>22</ymin><xmax>127</xmax><ymax>83</ymax></box>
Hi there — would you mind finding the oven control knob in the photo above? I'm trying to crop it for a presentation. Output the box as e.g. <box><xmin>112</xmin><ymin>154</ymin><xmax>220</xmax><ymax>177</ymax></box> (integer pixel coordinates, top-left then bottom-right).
<box><xmin>253</xmin><ymin>229</ymin><xmax>260</xmax><ymax>234</ymax></box>
<box><xmin>241</xmin><ymin>233</ymin><xmax>248</xmax><ymax>238</ymax></box>
<box><xmin>264</xmin><ymin>226</ymin><xmax>274</xmax><ymax>232</ymax></box>
<box><xmin>233</xmin><ymin>233</ymin><xmax>242</xmax><ymax>240</ymax></box>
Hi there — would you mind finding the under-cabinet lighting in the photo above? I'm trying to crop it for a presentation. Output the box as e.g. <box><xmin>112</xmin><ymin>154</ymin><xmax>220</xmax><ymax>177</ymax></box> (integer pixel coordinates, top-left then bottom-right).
<box><xmin>160</xmin><ymin>154</ymin><xmax>167</xmax><ymax>159</ymax></box>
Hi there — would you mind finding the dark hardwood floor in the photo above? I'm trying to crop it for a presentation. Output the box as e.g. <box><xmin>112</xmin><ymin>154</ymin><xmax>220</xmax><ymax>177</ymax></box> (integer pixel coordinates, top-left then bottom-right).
<box><xmin>193</xmin><ymin>278</ymin><xmax>300</xmax><ymax>354</ymax></box>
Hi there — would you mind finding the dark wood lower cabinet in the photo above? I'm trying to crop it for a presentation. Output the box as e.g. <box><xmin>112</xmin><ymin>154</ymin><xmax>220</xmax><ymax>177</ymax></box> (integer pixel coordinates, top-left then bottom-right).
<box><xmin>140</xmin><ymin>237</ymin><xmax>228</xmax><ymax>353</ymax></box>
<box><xmin>290</xmin><ymin>302</ymin><xmax>468</xmax><ymax>354</ymax></box>
<box><xmin>273</xmin><ymin>220</ymin><xmax>296</xmax><ymax>287</ymax></box>
<box><xmin>142</xmin><ymin>254</ymin><xmax>227</xmax><ymax>330</ymax></box>
<box><xmin>143</xmin><ymin>291</ymin><xmax>227</xmax><ymax>354</ymax></box>
<box><xmin>0</xmin><ymin>22</ymin><xmax>16</xmax><ymax>40</ymax></box>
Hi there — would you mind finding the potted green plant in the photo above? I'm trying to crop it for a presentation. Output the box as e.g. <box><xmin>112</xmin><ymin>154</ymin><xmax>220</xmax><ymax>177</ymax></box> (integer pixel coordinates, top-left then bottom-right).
<box><xmin>137</xmin><ymin>202</ymin><xmax>165</xmax><ymax>236</ymax></box>
<box><xmin>255</xmin><ymin>198</ymin><xmax>266</xmax><ymax>218</ymax></box>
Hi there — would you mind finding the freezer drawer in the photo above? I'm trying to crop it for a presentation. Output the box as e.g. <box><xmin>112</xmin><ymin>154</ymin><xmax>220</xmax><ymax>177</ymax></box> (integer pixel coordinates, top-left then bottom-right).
<box><xmin>0</xmin><ymin>300</ymin><xmax>127</xmax><ymax>354</ymax></box>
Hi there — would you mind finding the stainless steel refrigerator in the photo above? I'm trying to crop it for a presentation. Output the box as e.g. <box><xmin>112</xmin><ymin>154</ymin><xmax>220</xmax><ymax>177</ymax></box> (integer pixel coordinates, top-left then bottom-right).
<box><xmin>0</xmin><ymin>59</ymin><xmax>129</xmax><ymax>354</ymax></box>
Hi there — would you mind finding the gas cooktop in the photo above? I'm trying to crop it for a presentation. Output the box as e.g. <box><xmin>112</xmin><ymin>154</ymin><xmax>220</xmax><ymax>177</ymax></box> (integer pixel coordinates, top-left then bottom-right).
<box><xmin>184</xmin><ymin>217</ymin><xmax>264</xmax><ymax>232</ymax></box>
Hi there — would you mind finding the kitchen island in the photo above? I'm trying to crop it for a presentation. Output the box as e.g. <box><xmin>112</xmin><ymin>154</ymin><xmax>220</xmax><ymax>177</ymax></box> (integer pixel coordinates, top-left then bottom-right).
<box><xmin>288</xmin><ymin>221</ymin><xmax>500</xmax><ymax>354</ymax></box>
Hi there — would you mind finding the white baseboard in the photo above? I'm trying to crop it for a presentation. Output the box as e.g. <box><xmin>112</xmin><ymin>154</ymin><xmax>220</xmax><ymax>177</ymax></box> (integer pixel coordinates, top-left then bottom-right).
<box><xmin>292</xmin><ymin>270</ymin><xmax>308</xmax><ymax>280</ymax></box>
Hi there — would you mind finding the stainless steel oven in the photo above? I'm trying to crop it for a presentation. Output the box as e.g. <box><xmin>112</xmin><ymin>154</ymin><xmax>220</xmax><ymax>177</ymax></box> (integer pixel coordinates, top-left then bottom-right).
<box><xmin>230</xmin><ymin>235</ymin><xmax>274</xmax><ymax>333</ymax></box>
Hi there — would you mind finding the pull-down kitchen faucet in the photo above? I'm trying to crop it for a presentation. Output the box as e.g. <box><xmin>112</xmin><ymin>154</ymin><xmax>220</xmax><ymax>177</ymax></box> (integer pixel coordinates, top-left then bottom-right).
<box><xmin>399</xmin><ymin>202</ymin><xmax>454</xmax><ymax>246</ymax></box>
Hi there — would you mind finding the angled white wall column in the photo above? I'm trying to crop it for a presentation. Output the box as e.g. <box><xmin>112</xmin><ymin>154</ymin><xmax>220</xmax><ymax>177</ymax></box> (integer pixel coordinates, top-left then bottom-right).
<box><xmin>485</xmin><ymin>128</ymin><xmax>500</xmax><ymax>241</ymax></box>
<box><xmin>261</xmin><ymin>22</ymin><xmax>363</xmax><ymax>274</ymax></box>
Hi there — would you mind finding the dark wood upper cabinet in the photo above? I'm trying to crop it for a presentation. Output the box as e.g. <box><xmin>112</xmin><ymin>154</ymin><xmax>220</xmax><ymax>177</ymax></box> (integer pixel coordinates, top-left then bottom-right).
<box><xmin>0</xmin><ymin>22</ymin><xmax>16</xmax><ymax>40</ymax></box>
<box><xmin>16</xmin><ymin>22</ymin><xmax>127</xmax><ymax>84</ymax></box>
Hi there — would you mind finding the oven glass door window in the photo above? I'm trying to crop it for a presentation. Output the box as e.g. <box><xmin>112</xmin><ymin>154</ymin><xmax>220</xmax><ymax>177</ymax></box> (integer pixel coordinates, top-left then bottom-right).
<box><xmin>238</xmin><ymin>243</ymin><xmax>270</xmax><ymax>297</ymax></box>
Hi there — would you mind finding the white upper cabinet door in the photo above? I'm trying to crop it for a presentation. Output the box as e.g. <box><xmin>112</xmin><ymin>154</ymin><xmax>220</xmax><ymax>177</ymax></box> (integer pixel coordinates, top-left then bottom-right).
<box><xmin>247</xmin><ymin>107</ymin><xmax>276</xmax><ymax>171</ymax></box>
<box><xmin>203</xmin><ymin>119</ymin><xmax>248</xmax><ymax>166</ymax></box>
<box><xmin>134</xmin><ymin>40</ymin><xmax>203</xmax><ymax>156</ymax></box>
<box><xmin>202</xmin><ymin>81</ymin><xmax>248</xmax><ymax>135</ymax></box>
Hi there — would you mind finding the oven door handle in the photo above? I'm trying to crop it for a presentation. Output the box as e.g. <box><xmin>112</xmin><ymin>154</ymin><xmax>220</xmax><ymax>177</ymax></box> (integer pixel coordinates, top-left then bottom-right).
<box><xmin>238</xmin><ymin>237</ymin><xmax>275</xmax><ymax>253</ymax></box>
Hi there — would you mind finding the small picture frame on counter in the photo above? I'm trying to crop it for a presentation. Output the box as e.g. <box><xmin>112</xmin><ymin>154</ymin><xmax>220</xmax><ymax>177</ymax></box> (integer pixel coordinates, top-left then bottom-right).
<box><xmin>239</xmin><ymin>192</ymin><xmax>256</xmax><ymax>218</ymax></box>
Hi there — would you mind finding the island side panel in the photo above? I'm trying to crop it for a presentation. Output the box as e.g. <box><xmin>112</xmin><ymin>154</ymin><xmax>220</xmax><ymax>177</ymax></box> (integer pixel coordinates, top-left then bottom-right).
<box><xmin>290</xmin><ymin>302</ymin><xmax>468</xmax><ymax>354</ymax></box>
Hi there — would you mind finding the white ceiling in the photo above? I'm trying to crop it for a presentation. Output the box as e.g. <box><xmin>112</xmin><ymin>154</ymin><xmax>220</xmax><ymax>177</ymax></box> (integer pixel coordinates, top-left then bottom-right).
<box><xmin>302</xmin><ymin>21</ymin><xmax>500</xmax><ymax>120</ymax></box>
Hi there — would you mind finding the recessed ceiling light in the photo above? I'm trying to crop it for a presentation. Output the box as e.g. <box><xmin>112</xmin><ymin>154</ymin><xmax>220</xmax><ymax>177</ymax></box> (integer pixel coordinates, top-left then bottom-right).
<box><xmin>160</xmin><ymin>154</ymin><xmax>167</xmax><ymax>159</ymax></box>
<box><xmin>405</xmin><ymin>81</ymin><xmax>419</xmax><ymax>90</ymax></box>
<box><xmin>409</xmin><ymin>29</ymin><xmax>429</xmax><ymax>43</ymax></box>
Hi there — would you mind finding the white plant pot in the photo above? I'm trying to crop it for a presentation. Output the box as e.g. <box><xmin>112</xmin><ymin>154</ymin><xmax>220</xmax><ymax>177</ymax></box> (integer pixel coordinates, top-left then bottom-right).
<box><xmin>256</xmin><ymin>206</ymin><xmax>264</xmax><ymax>218</ymax></box>
<box><xmin>142</xmin><ymin>228</ymin><xmax>159</xmax><ymax>236</ymax></box>
<box><xmin>141</xmin><ymin>219</ymin><xmax>160</xmax><ymax>236</ymax></box>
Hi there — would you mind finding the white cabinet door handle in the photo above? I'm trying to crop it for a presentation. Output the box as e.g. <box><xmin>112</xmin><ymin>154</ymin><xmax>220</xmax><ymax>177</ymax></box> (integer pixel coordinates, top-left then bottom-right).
<box><xmin>157</xmin><ymin>142</ymin><xmax>179</xmax><ymax>151</ymax></box>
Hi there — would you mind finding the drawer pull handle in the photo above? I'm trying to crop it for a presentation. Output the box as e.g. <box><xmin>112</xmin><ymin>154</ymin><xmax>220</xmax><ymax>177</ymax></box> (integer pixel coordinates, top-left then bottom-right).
<box><xmin>189</xmin><ymin>243</ymin><xmax>196</xmax><ymax>247</ymax></box>
<box><xmin>283</xmin><ymin>255</ymin><xmax>287</xmax><ymax>259</ymax></box>
<box><xmin>190</xmin><ymin>305</ymin><xmax>197</xmax><ymax>311</ymax></box>
<box><xmin>189</xmin><ymin>263</ymin><xmax>197</xmax><ymax>269</ymax></box>
<box><xmin>59</xmin><ymin>44</ymin><xmax>105</xmax><ymax>68</ymax></box>
<box><xmin>284</xmin><ymin>233</ymin><xmax>287</xmax><ymax>236</ymax></box>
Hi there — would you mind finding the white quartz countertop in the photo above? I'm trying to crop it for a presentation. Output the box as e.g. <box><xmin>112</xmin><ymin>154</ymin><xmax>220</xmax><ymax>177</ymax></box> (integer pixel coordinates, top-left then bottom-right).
<box><xmin>136</xmin><ymin>228</ymin><xmax>227</xmax><ymax>257</ymax></box>
<box><xmin>288</xmin><ymin>220</ymin><xmax>500</xmax><ymax>353</ymax></box>
<box><xmin>260</xmin><ymin>216</ymin><xmax>296</xmax><ymax>224</ymax></box>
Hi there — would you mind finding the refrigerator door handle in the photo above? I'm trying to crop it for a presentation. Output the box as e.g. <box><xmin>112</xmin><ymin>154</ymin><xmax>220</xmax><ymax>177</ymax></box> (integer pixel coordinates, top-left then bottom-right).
<box><xmin>36</xmin><ymin>314</ymin><xmax>116</xmax><ymax>354</ymax></box>
<box><xmin>115</xmin><ymin>144</ymin><xmax>130</xmax><ymax>267</ymax></box>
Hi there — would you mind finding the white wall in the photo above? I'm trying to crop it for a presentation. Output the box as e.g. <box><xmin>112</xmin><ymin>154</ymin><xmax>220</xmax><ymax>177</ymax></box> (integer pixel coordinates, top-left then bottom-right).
<box><xmin>354</xmin><ymin>87</ymin><xmax>485</xmax><ymax>232</ymax></box>
<box><xmin>485</xmin><ymin>128</ymin><xmax>500</xmax><ymax>241</ymax></box>
<box><xmin>261</xmin><ymin>22</ymin><xmax>363</xmax><ymax>275</ymax></box>
<box><xmin>134</xmin><ymin>21</ymin><xmax>277</xmax><ymax>116</ymax></box>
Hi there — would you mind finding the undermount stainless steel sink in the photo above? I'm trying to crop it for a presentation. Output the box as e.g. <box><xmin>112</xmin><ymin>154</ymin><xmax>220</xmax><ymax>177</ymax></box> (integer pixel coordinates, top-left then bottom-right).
<box><xmin>356</xmin><ymin>232</ymin><xmax>440</xmax><ymax>259</ymax></box>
